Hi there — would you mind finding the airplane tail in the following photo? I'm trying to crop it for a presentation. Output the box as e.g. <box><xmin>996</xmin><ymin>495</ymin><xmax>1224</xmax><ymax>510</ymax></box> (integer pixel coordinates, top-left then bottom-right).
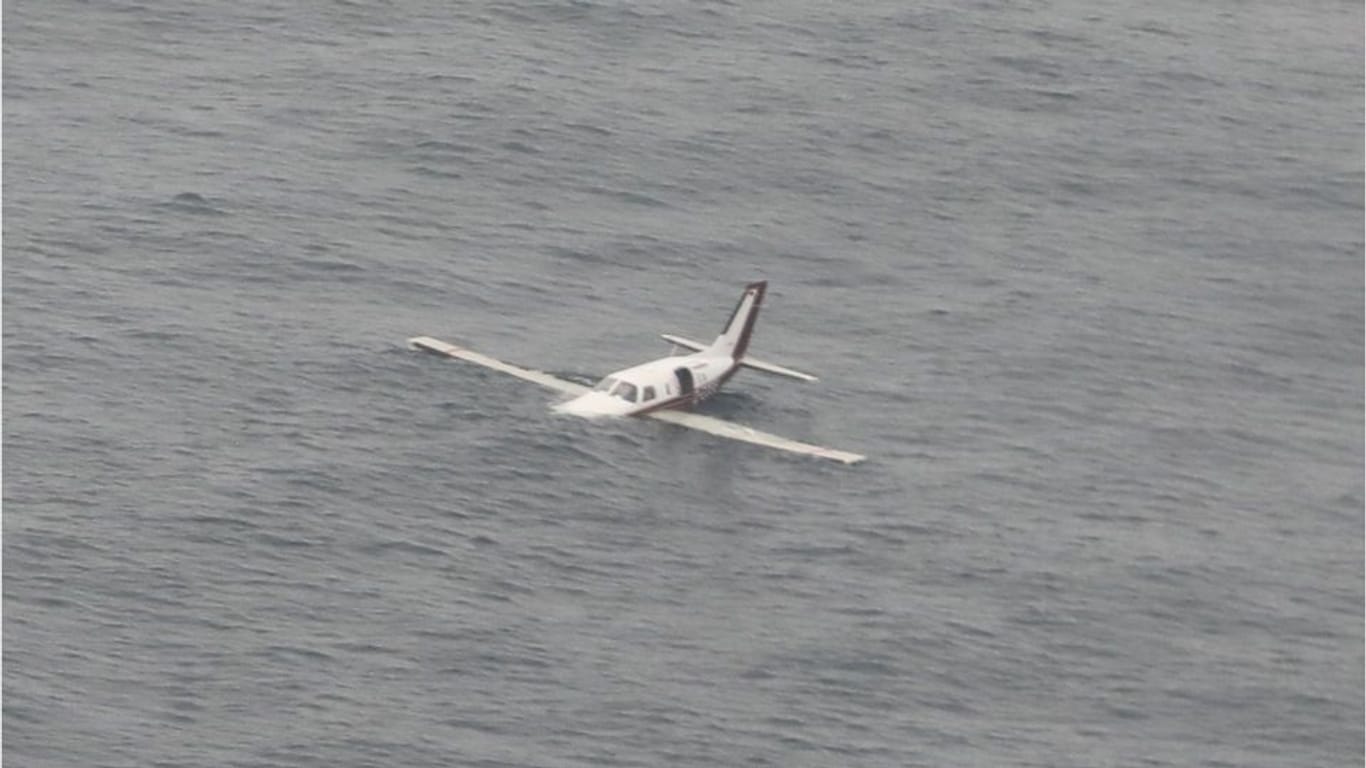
<box><xmin>708</xmin><ymin>281</ymin><xmax>766</xmax><ymax>361</ymax></box>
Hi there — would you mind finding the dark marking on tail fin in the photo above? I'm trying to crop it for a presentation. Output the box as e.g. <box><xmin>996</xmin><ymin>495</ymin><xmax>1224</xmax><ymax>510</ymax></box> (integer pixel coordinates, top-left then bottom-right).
<box><xmin>713</xmin><ymin>281</ymin><xmax>767</xmax><ymax>361</ymax></box>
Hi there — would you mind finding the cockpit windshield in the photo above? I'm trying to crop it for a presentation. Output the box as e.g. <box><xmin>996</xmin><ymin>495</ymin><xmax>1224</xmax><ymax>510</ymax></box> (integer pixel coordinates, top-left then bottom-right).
<box><xmin>591</xmin><ymin>376</ymin><xmax>638</xmax><ymax>403</ymax></box>
<box><xmin>614</xmin><ymin>381</ymin><xmax>638</xmax><ymax>403</ymax></box>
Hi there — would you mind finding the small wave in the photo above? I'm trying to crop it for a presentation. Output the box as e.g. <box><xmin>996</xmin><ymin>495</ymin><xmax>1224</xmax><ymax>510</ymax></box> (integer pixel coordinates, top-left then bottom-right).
<box><xmin>362</xmin><ymin>539</ymin><xmax>449</xmax><ymax>558</ymax></box>
<box><xmin>296</xmin><ymin>258</ymin><xmax>366</xmax><ymax>274</ymax></box>
<box><xmin>260</xmin><ymin>645</ymin><xmax>336</xmax><ymax>665</ymax></box>
<box><xmin>415</xmin><ymin>139</ymin><xmax>478</xmax><ymax>154</ymax></box>
<box><xmin>563</xmin><ymin>122</ymin><xmax>614</xmax><ymax>138</ymax></box>
<box><xmin>423</xmin><ymin>73</ymin><xmax>478</xmax><ymax>84</ymax></box>
<box><xmin>499</xmin><ymin>140</ymin><xmax>542</xmax><ymax>155</ymax></box>
<box><xmin>409</xmin><ymin>165</ymin><xmax>464</xmax><ymax>180</ymax></box>
<box><xmin>162</xmin><ymin>192</ymin><xmax>227</xmax><ymax>216</ymax></box>
<box><xmin>582</xmin><ymin>185</ymin><xmax>670</xmax><ymax>208</ymax></box>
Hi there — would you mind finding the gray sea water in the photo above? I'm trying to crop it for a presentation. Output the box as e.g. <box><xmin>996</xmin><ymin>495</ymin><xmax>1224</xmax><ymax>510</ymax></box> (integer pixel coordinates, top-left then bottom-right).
<box><xmin>4</xmin><ymin>1</ymin><xmax>1363</xmax><ymax>766</ymax></box>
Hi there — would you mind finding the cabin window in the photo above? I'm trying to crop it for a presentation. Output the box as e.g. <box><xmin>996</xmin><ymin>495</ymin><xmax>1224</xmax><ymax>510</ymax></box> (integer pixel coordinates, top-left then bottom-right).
<box><xmin>642</xmin><ymin>386</ymin><xmax>656</xmax><ymax>402</ymax></box>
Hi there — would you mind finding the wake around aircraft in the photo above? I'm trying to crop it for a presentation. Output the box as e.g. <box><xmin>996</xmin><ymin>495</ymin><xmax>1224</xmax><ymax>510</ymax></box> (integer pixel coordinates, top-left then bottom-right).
<box><xmin>408</xmin><ymin>281</ymin><xmax>865</xmax><ymax>464</ymax></box>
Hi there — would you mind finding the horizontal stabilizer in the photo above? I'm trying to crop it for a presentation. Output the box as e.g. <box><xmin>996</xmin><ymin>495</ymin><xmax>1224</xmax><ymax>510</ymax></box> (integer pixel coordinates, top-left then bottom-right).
<box><xmin>660</xmin><ymin>333</ymin><xmax>817</xmax><ymax>382</ymax></box>
<box><xmin>660</xmin><ymin>333</ymin><xmax>707</xmax><ymax>352</ymax></box>
<box><xmin>739</xmin><ymin>356</ymin><xmax>818</xmax><ymax>382</ymax></box>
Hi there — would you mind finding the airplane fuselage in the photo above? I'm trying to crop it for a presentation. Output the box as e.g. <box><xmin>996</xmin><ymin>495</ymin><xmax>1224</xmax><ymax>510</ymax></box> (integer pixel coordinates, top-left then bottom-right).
<box><xmin>555</xmin><ymin>280</ymin><xmax>770</xmax><ymax>418</ymax></box>
<box><xmin>553</xmin><ymin>350</ymin><xmax>738</xmax><ymax>418</ymax></box>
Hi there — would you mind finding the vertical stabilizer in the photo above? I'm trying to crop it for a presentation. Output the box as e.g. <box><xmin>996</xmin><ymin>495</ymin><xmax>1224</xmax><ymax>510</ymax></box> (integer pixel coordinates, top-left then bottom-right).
<box><xmin>709</xmin><ymin>281</ymin><xmax>767</xmax><ymax>360</ymax></box>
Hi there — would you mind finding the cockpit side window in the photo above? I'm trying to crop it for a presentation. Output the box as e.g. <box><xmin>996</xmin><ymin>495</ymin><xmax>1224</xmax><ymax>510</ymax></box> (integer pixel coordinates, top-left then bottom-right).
<box><xmin>642</xmin><ymin>386</ymin><xmax>656</xmax><ymax>402</ymax></box>
<box><xmin>593</xmin><ymin>376</ymin><xmax>618</xmax><ymax>393</ymax></box>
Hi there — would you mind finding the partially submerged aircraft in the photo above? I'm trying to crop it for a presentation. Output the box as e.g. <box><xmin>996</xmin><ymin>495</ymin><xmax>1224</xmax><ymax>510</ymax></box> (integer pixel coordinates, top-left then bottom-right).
<box><xmin>408</xmin><ymin>281</ymin><xmax>865</xmax><ymax>464</ymax></box>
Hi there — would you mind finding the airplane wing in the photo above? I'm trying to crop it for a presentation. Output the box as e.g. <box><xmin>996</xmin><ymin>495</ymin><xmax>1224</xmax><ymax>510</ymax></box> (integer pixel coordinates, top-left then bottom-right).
<box><xmin>646</xmin><ymin>409</ymin><xmax>866</xmax><ymax>465</ymax></box>
<box><xmin>408</xmin><ymin>336</ymin><xmax>590</xmax><ymax>396</ymax></box>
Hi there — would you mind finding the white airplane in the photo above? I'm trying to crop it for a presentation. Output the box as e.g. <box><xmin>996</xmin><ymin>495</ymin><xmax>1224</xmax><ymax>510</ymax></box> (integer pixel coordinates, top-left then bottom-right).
<box><xmin>408</xmin><ymin>280</ymin><xmax>865</xmax><ymax>464</ymax></box>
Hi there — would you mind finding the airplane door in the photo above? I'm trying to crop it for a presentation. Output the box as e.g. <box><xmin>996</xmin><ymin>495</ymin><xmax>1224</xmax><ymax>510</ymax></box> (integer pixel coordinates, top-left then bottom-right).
<box><xmin>674</xmin><ymin>367</ymin><xmax>694</xmax><ymax>397</ymax></box>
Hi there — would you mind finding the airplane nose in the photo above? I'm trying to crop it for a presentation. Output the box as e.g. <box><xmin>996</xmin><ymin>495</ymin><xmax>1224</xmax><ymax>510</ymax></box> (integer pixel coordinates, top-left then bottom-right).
<box><xmin>554</xmin><ymin>392</ymin><xmax>625</xmax><ymax>418</ymax></box>
<box><xmin>553</xmin><ymin>397</ymin><xmax>587</xmax><ymax>416</ymax></box>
